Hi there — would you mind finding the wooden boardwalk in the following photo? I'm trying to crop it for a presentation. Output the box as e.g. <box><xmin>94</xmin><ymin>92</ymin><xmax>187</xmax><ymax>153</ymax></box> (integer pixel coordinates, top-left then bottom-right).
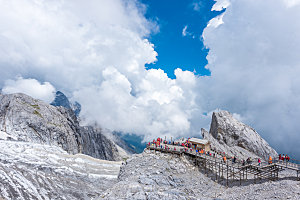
<box><xmin>147</xmin><ymin>145</ymin><xmax>300</xmax><ymax>186</ymax></box>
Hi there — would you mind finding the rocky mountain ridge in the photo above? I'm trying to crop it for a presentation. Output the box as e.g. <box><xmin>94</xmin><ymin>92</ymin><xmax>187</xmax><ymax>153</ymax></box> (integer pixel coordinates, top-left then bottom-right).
<box><xmin>0</xmin><ymin>93</ymin><xmax>128</xmax><ymax>161</ymax></box>
<box><xmin>202</xmin><ymin>110</ymin><xmax>278</xmax><ymax>161</ymax></box>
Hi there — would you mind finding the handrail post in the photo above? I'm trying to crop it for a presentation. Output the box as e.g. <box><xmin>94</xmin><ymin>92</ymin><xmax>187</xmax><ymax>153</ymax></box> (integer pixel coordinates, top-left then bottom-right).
<box><xmin>226</xmin><ymin>163</ymin><xmax>229</xmax><ymax>186</ymax></box>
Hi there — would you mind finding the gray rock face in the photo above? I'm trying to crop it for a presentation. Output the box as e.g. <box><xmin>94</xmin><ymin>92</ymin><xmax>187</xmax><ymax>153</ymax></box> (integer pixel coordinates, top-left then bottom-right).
<box><xmin>0</xmin><ymin>93</ymin><xmax>126</xmax><ymax>161</ymax></box>
<box><xmin>0</xmin><ymin>93</ymin><xmax>82</xmax><ymax>154</ymax></box>
<box><xmin>204</xmin><ymin>110</ymin><xmax>277</xmax><ymax>160</ymax></box>
<box><xmin>80</xmin><ymin>126</ymin><xmax>123</xmax><ymax>161</ymax></box>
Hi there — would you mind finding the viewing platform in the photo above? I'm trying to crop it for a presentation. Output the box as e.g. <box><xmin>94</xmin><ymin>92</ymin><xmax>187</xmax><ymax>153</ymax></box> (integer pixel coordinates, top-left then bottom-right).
<box><xmin>147</xmin><ymin>144</ymin><xmax>300</xmax><ymax>186</ymax></box>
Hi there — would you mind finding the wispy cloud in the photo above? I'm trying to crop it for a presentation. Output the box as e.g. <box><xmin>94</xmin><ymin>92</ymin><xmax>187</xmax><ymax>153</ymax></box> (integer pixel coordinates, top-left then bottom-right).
<box><xmin>192</xmin><ymin>1</ymin><xmax>203</xmax><ymax>12</ymax></box>
<box><xmin>182</xmin><ymin>25</ymin><xmax>188</xmax><ymax>36</ymax></box>
<box><xmin>182</xmin><ymin>25</ymin><xmax>195</xmax><ymax>38</ymax></box>
<box><xmin>211</xmin><ymin>0</ymin><xmax>230</xmax><ymax>11</ymax></box>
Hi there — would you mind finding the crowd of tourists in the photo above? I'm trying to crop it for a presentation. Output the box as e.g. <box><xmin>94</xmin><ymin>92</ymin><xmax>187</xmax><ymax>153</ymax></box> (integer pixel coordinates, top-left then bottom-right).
<box><xmin>278</xmin><ymin>154</ymin><xmax>290</xmax><ymax>162</ymax></box>
<box><xmin>148</xmin><ymin>137</ymin><xmax>293</xmax><ymax>167</ymax></box>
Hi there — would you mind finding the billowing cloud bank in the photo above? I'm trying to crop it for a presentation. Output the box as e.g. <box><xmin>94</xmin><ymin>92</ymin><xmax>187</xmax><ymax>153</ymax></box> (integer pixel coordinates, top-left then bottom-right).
<box><xmin>202</xmin><ymin>0</ymin><xmax>300</xmax><ymax>157</ymax></box>
<box><xmin>0</xmin><ymin>0</ymin><xmax>200</xmax><ymax>141</ymax></box>
<box><xmin>0</xmin><ymin>0</ymin><xmax>300</xmax><ymax>157</ymax></box>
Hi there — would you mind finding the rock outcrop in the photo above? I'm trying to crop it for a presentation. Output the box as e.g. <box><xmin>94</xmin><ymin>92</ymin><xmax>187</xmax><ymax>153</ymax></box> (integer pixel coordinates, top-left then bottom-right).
<box><xmin>0</xmin><ymin>93</ymin><xmax>127</xmax><ymax>161</ymax></box>
<box><xmin>80</xmin><ymin>126</ymin><xmax>128</xmax><ymax>161</ymax></box>
<box><xmin>203</xmin><ymin>110</ymin><xmax>277</xmax><ymax>160</ymax></box>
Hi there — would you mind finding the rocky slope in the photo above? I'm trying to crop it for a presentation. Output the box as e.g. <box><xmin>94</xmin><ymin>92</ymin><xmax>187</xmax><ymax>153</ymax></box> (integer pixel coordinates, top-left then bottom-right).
<box><xmin>202</xmin><ymin>110</ymin><xmax>278</xmax><ymax>161</ymax></box>
<box><xmin>0</xmin><ymin>93</ymin><xmax>127</xmax><ymax>161</ymax></box>
<box><xmin>100</xmin><ymin>149</ymin><xmax>300</xmax><ymax>200</ymax></box>
<box><xmin>50</xmin><ymin>91</ymin><xmax>136</xmax><ymax>155</ymax></box>
<box><xmin>0</xmin><ymin>140</ymin><xmax>121</xmax><ymax>200</ymax></box>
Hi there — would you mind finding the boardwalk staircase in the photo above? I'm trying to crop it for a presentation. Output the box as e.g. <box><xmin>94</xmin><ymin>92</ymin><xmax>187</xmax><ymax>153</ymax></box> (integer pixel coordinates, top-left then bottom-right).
<box><xmin>148</xmin><ymin>145</ymin><xmax>300</xmax><ymax>186</ymax></box>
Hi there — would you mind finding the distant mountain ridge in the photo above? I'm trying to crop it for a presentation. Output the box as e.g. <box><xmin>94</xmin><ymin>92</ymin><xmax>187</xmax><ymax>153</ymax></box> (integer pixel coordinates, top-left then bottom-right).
<box><xmin>51</xmin><ymin>91</ymin><xmax>81</xmax><ymax>116</ymax></box>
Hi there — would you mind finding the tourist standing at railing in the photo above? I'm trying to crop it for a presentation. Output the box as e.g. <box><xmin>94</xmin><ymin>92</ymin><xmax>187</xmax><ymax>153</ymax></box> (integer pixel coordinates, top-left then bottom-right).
<box><xmin>269</xmin><ymin>156</ymin><xmax>272</xmax><ymax>164</ymax></box>
<box><xmin>223</xmin><ymin>156</ymin><xmax>227</xmax><ymax>163</ymax></box>
<box><xmin>232</xmin><ymin>156</ymin><xmax>236</xmax><ymax>164</ymax></box>
<box><xmin>279</xmin><ymin>154</ymin><xmax>282</xmax><ymax>161</ymax></box>
<box><xmin>258</xmin><ymin>158</ymin><xmax>261</xmax><ymax>166</ymax></box>
<box><xmin>246</xmin><ymin>157</ymin><xmax>250</xmax><ymax>164</ymax></box>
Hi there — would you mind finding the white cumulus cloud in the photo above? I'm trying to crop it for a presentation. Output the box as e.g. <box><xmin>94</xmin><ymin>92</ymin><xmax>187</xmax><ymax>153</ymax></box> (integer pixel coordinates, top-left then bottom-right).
<box><xmin>0</xmin><ymin>0</ymin><xmax>200</xmax><ymax>141</ymax></box>
<box><xmin>2</xmin><ymin>77</ymin><xmax>55</xmax><ymax>103</ymax></box>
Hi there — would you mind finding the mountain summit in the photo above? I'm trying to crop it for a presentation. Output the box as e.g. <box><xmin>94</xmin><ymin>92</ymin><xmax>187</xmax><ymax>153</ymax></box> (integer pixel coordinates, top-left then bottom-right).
<box><xmin>51</xmin><ymin>91</ymin><xmax>81</xmax><ymax>116</ymax></box>
<box><xmin>202</xmin><ymin>110</ymin><xmax>278</xmax><ymax>160</ymax></box>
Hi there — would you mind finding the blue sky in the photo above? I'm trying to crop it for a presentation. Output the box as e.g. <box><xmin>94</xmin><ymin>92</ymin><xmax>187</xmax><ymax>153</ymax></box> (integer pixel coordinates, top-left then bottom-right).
<box><xmin>141</xmin><ymin>0</ymin><xmax>223</xmax><ymax>78</ymax></box>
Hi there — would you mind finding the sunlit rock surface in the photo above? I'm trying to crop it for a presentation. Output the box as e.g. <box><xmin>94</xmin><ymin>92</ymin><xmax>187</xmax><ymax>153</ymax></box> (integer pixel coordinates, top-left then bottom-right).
<box><xmin>203</xmin><ymin>110</ymin><xmax>278</xmax><ymax>160</ymax></box>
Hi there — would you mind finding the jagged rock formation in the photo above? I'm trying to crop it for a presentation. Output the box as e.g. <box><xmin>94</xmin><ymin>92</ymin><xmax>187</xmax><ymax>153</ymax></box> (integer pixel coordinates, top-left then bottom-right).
<box><xmin>202</xmin><ymin>110</ymin><xmax>278</xmax><ymax>160</ymax></box>
<box><xmin>0</xmin><ymin>93</ymin><xmax>127</xmax><ymax>161</ymax></box>
<box><xmin>51</xmin><ymin>91</ymin><xmax>81</xmax><ymax>116</ymax></box>
<box><xmin>0</xmin><ymin>140</ymin><xmax>121</xmax><ymax>200</ymax></box>
<box><xmin>50</xmin><ymin>91</ymin><xmax>135</xmax><ymax>155</ymax></box>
